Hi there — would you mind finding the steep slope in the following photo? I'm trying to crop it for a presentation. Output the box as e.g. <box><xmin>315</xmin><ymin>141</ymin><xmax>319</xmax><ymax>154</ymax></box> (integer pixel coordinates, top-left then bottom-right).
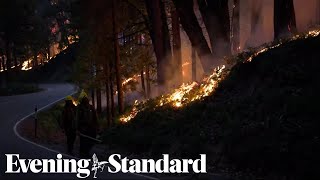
<box><xmin>103</xmin><ymin>30</ymin><xmax>320</xmax><ymax>179</ymax></box>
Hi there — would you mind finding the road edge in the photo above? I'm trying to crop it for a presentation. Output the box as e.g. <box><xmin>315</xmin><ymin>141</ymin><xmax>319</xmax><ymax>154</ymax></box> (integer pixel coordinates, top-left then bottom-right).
<box><xmin>13</xmin><ymin>89</ymin><xmax>158</xmax><ymax>180</ymax></box>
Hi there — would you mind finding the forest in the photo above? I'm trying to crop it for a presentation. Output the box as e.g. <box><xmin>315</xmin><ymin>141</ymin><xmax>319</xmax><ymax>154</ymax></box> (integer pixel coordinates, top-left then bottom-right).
<box><xmin>1</xmin><ymin>0</ymin><xmax>320</xmax><ymax>179</ymax></box>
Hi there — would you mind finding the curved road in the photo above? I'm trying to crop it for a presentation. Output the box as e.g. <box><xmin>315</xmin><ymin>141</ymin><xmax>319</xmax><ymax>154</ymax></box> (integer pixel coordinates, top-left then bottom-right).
<box><xmin>0</xmin><ymin>84</ymin><xmax>153</xmax><ymax>179</ymax></box>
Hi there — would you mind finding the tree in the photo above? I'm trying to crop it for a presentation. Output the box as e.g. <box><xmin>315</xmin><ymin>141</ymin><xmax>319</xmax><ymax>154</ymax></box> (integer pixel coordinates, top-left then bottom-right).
<box><xmin>171</xmin><ymin>4</ymin><xmax>182</xmax><ymax>85</ymax></box>
<box><xmin>112</xmin><ymin>0</ymin><xmax>124</xmax><ymax>114</ymax></box>
<box><xmin>145</xmin><ymin>0</ymin><xmax>172</xmax><ymax>86</ymax></box>
<box><xmin>274</xmin><ymin>0</ymin><xmax>297</xmax><ymax>39</ymax></box>
<box><xmin>27</xmin><ymin>15</ymin><xmax>51</xmax><ymax>67</ymax></box>
<box><xmin>317</xmin><ymin>0</ymin><xmax>320</xmax><ymax>24</ymax></box>
<box><xmin>198</xmin><ymin>0</ymin><xmax>231</xmax><ymax>58</ymax></box>
<box><xmin>251</xmin><ymin>0</ymin><xmax>262</xmax><ymax>35</ymax></box>
<box><xmin>0</xmin><ymin>0</ymin><xmax>46</xmax><ymax>84</ymax></box>
<box><xmin>232</xmin><ymin>0</ymin><xmax>240</xmax><ymax>53</ymax></box>
<box><xmin>173</xmin><ymin>0</ymin><xmax>213</xmax><ymax>73</ymax></box>
<box><xmin>192</xmin><ymin>47</ymin><xmax>197</xmax><ymax>81</ymax></box>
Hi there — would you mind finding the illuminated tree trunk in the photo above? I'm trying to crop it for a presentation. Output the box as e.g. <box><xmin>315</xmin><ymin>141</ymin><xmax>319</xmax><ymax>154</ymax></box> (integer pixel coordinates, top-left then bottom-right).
<box><xmin>105</xmin><ymin>62</ymin><xmax>112</xmax><ymax>127</ymax></box>
<box><xmin>141</xmin><ymin>69</ymin><xmax>146</xmax><ymax>98</ymax></box>
<box><xmin>105</xmin><ymin>81</ymin><xmax>111</xmax><ymax>126</ymax></box>
<box><xmin>33</xmin><ymin>50</ymin><xmax>38</xmax><ymax>67</ymax></box>
<box><xmin>96</xmin><ymin>87</ymin><xmax>102</xmax><ymax>114</ymax></box>
<box><xmin>5</xmin><ymin>39</ymin><xmax>11</xmax><ymax>71</ymax></box>
<box><xmin>251</xmin><ymin>0</ymin><xmax>262</xmax><ymax>34</ymax></box>
<box><xmin>1</xmin><ymin>56</ymin><xmax>5</xmax><ymax>71</ymax></box>
<box><xmin>171</xmin><ymin>5</ymin><xmax>182</xmax><ymax>85</ymax></box>
<box><xmin>274</xmin><ymin>0</ymin><xmax>297</xmax><ymax>39</ymax></box>
<box><xmin>198</xmin><ymin>0</ymin><xmax>231</xmax><ymax>58</ymax></box>
<box><xmin>146</xmin><ymin>65</ymin><xmax>151</xmax><ymax>98</ymax></box>
<box><xmin>173</xmin><ymin>0</ymin><xmax>212</xmax><ymax>71</ymax></box>
<box><xmin>112</xmin><ymin>0</ymin><xmax>124</xmax><ymax>114</ymax></box>
<box><xmin>317</xmin><ymin>0</ymin><xmax>320</xmax><ymax>24</ymax></box>
<box><xmin>91</xmin><ymin>90</ymin><xmax>95</xmax><ymax>109</ymax></box>
<box><xmin>192</xmin><ymin>47</ymin><xmax>197</xmax><ymax>81</ymax></box>
<box><xmin>13</xmin><ymin>47</ymin><xmax>18</xmax><ymax>69</ymax></box>
<box><xmin>0</xmin><ymin>56</ymin><xmax>2</xmax><ymax>71</ymax></box>
<box><xmin>145</xmin><ymin>0</ymin><xmax>172</xmax><ymax>86</ymax></box>
<box><xmin>232</xmin><ymin>0</ymin><xmax>240</xmax><ymax>53</ymax></box>
<box><xmin>0</xmin><ymin>55</ymin><xmax>6</xmax><ymax>88</ymax></box>
<box><xmin>47</xmin><ymin>46</ymin><xmax>51</xmax><ymax>60</ymax></box>
<box><xmin>109</xmin><ymin>59</ymin><xmax>115</xmax><ymax>124</ymax></box>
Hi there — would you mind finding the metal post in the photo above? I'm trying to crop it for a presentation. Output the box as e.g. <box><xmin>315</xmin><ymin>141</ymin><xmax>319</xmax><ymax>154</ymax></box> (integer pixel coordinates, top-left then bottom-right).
<box><xmin>34</xmin><ymin>106</ymin><xmax>38</xmax><ymax>138</ymax></box>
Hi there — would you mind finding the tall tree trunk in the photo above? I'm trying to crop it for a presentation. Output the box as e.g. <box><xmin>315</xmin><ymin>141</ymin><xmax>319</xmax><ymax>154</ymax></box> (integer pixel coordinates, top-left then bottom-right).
<box><xmin>145</xmin><ymin>0</ymin><xmax>172</xmax><ymax>86</ymax></box>
<box><xmin>105</xmin><ymin>61</ymin><xmax>112</xmax><ymax>127</ymax></box>
<box><xmin>91</xmin><ymin>89</ymin><xmax>95</xmax><ymax>109</ymax></box>
<box><xmin>110</xmin><ymin>78</ymin><xmax>115</xmax><ymax>124</ymax></box>
<box><xmin>146</xmin><ymin>65</ymin><xmax>151</xmax><ymax>98</ymax></box>
<box><xmin>33</xmin><ymin>51</ymin><xmax>38</xmax><ymax>67</ymax></box>
<box><xmin>0</xmin><ymin>55</ymin><xmax>6</xmax><ymax>88</ymax></box>
<box><xmin>173</xmin><ymin>0</ymin><xmax>212</xmax><ymax>72</ymax></box>
<box><xmin>198</xmin><ymin>0</ymin><xmax>231</xmax><ymax>58</ymax></box>
<box><xmin>192</xmin><ymin>47</ymin><xmax>197</xmax><ymax>81</ymax></box>
<box><xmin>109</xmin><ymin>58</ymin><xmax>115</xmax><ymax>124</ymax></box>
<box><xmin>47</xmin><ymin>46</ymin><xmax>51</xmax><ymax>60</ymax></box>
<box><xmin>317</xmin><ymin>0</ymin><xmax>320</xmax><ymax>24</ymax></box>
<box><xmin>105</xmin><ymin>82</ymin><xmax>111</xmax><ymax>127</ymax></box>
<box><xmin>0</xmin><ymin>56</ymin><xmax>2</xmax><ymax>71</ymax></box>
<box><xmin>274</xmin><ymin>0</ymin><xmax>297</xmax><ymax>39</ymax></box>
<box><xmin>2</xmin><ymin>56</ymin><xmax>6</xmax><ymax>71</ymax></box>
<box><xmin>171</xmin><ymin>5</ymin><xmax>182</xmax><ymax>85</ymax></box>
<box><xmin>232</xmin><ymin>0</ymin><xmax>240</xmax><ymax>53</ymax></box>
<box><xmin>5</xmin><ymin>40</ymin><xmax>11</xmax><ymax>71</ymax></box>
<box><xmin>4</xmin><ymin>40</ymin><xmax>11</xmax><ymax>85</ymax></box>
<box><xmin>140</xmin><ymin>69</ymin><xmax>146</xmax><ymax>98</ymax></box>
<box><xmin>96</xmin><ymin>87</ymin><xmax>102</xmax><ymax>114</ymax></box>
<box><xmin>112</xmin><ymin>0</ymin><xmax>124</xmax><ymax>114</ymax></box>
<box><xmin>251</xmin><ymin>0</ymin><xmax>262</xmax><ymax>34</ymax></box>
<box><xmin>13</xmin><ymin>47</ymin><xmax>18</xmax><ymax>69</ymax></box>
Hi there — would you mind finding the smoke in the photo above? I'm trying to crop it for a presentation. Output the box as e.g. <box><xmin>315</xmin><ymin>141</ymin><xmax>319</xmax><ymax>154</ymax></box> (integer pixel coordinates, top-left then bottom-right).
<box><xmin>243</xmin><ymin>0</ymin><xmax>319</xmax><ymax>49</ymax></box>
<box><xmin>139</xmin><ymin>0</ymin><xmax>320</xmax><ymax>101</ymax></box>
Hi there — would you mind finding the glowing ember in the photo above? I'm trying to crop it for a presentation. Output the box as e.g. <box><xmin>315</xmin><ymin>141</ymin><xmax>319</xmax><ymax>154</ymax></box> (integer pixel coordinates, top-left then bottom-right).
<box><xmin>182</xmin><ymin>62</ymin><xmax>191</xmax><ymax>67</ymax></box>
<box><xmin>122</xmin><ymin>77</ymin><xmax>134</xmax><ymax>86</ymax></box>
<box><xmin>122</xmin><ymin>74</ymin><xmax>140</xmax><ymax>86</ymax></box>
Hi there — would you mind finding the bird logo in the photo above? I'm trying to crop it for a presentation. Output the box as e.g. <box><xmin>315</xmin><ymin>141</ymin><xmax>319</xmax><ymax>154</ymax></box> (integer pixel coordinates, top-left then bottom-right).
<box><xmin>91</xmin><ymin>154</ymin><xmax>108</xmax><ymax>178</ymax></box>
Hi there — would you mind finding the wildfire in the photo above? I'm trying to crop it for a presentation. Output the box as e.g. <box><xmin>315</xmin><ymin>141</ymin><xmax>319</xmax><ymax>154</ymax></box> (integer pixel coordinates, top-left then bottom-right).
<box><xmin>158</xmin><ymin>82</ymin><xmax>199</xmax><ymax>108</ymax></box>
<box><xmin>119</xmin><ymin>29</ymin><xmax>320</xmax><ymax>123</ymax></box>
<box><xmin>122</xmin><ymin>74</ymin><xmax>140</xmax><ymax>86</ymax></box>
<box><xmin>119</xmin><ymin>65</ymin><xmax>226</xmax><ymax>123</ymax></box>
<box><xmin>21</xmin><ymin>59</ymin><xmax>33</xmax><ymax>71</ymax></box>
<box><xmin>119</xmin><ymin>100</ymin><xmax>141</xmax><ymax>122</ymax></box>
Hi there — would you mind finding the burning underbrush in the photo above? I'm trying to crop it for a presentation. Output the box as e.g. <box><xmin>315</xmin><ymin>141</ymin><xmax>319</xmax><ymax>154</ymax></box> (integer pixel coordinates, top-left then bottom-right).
<box><xmin>103</xmin><ymin>29</ymin><xmax>320</xmax><ymax>179</ymax></box>
<box><xmin>119</xmin><ymin>29</ymin><xmax>320</xmax><ymax>123</ymax></box>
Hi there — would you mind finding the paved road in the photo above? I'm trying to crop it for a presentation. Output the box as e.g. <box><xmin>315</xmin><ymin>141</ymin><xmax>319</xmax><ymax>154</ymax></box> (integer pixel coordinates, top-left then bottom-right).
<box><xmin>0</xmin><ymin>84</ymin><xmax>153</xmax><ymax>179</ymax></box>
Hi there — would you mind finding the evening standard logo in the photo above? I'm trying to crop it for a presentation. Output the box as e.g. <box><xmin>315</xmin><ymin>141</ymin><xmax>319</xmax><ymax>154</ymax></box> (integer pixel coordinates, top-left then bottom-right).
<box><xmin>5</xmin><ymin>153</ymin><xmax>207</xmax><ymax>178</ymax></box>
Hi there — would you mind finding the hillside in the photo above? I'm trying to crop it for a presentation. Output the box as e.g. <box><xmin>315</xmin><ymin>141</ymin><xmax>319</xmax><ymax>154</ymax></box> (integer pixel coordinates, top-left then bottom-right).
<box><xmin>103</xmin><ymin>30</ymin><xmax>320</xmax><ymax>179</ymax></box>
<box><xmin>1</xmin><ymin>43</ymin><xmax>78</xmax><ymax>83</ymax></box>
